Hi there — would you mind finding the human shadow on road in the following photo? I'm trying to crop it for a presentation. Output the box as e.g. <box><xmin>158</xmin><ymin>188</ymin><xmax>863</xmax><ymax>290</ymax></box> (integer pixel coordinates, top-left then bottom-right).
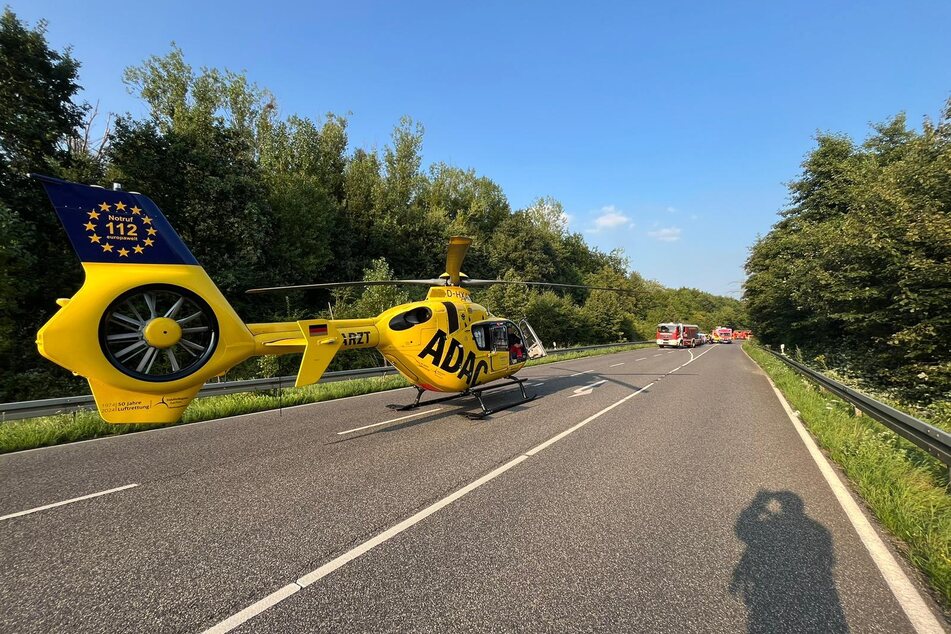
<box><xmin>730</xmin><ymin>490</ymin><xmax>849</xmax><ymax>633</ymax></box>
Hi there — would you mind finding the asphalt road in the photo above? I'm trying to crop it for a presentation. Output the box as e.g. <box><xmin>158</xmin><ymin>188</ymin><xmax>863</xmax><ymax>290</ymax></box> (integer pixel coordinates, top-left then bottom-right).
<box><xmin>1</xmin><ymin>345</ymin><xmax>946</xmax><ymax>633</ymax></box>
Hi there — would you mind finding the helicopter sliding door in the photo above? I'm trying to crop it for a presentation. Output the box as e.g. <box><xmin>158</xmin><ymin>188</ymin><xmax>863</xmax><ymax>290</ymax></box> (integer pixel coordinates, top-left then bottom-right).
<box><xmin>472</xmin><ymin>319</ymin><xmax>534</xmax><ymax>372</ymax></box>
<box><xmin>518</xmin><ymin>320</ymin><xmax>547</xmax><ymax>359</ymax></box>
<box><xmin>489</xmin><ymin>322</ymin><xmax>510</xmax><ymax>372</ymax></box>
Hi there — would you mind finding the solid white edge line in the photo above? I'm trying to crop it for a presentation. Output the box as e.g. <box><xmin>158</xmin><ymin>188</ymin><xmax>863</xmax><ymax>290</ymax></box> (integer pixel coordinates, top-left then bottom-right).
<box><xmin>0</xmin><ymin>483</ymin><xmax>139</xmax><ymax>521</ymax></box>
<box><xmin>752</xmin><ymin>354</ymin><xmax>945</xmax><ymax>634</ymax></box>
<box><xmin>204</xmin><ymin>368</ymin><xmax>661</xmax><ymax>633</ymax></box>
<box><xmin>336</xmin><ymin>408</ymin><xmax>444</xmax><ymax>435</ymax></box>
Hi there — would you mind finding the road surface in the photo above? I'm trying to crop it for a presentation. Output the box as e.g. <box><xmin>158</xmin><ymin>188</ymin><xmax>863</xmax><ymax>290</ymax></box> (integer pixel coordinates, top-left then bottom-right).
<box><xmin>1</xmin><ymin>344</ymin><xmax>946</xmax><ymax>633</ymax></box>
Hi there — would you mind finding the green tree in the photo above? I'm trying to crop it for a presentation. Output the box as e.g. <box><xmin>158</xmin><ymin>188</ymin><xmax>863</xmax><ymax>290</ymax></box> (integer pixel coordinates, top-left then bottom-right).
<box><xmin>0</xmin><ymin>9</ymin><xmax>87</xmax><ymax>399</ymax></box>
<box><xmin>106</xmin><ymin>118</ymin><xmax>273</xmax><ymax>312</ymax></box>
<box><xmin>746</xmin><ymin>102</ymin><xmax>951</xmax><ymax>400</ymax></box>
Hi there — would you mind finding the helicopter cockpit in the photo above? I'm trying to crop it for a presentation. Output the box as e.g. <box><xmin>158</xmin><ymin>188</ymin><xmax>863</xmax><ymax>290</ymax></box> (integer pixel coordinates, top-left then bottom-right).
<box><xmin>471</xmin><ymin>319</ymin><xmax>546</xmax><ymax>367</ymax></box>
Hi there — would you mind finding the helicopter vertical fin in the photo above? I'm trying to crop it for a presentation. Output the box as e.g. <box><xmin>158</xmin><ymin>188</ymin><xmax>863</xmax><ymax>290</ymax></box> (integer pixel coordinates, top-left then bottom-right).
<box><xmin>294</xmin><ymin>318</ymin><xmax>382</xmax><ymax>387</ymax></box>
<box><xmin>295</xmin><ymin>320</ymin><xmax>343</xmax><ymax>387</ymax></box>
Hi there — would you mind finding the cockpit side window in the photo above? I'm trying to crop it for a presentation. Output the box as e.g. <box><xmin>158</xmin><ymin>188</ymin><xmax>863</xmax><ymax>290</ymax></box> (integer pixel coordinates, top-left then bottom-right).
<box><xmin>491</xmin><ymin>324</ymin><xmax>509</xmax><ymax>352</ymax></box>
<box><xmin>473</xmin><ymin>326</ymin><xmax>490</xmax><ymax>351</ymax></box>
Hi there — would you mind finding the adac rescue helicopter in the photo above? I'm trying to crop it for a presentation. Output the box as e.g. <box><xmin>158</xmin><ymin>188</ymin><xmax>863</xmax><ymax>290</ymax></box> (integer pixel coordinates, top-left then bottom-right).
<box><xmin>31</xmin><ymin>174</ymin><xmax>631</xmax><ymax>424</ymax></box>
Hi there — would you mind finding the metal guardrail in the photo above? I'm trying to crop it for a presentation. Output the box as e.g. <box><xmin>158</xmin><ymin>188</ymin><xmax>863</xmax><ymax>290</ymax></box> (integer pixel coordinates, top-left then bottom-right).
<box><xmin>0</xmin><ymin>341</ymin><xmax>651</xmax><ymax>422</ymax></box>
<box><xmin>762</xmin><ymin>346</ymin><xmax>951</xmax><ymax>467</ymax></box>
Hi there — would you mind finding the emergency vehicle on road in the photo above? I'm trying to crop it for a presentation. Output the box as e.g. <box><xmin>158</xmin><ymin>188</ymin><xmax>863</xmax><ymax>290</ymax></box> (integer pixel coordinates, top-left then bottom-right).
<box><xmin>656</xmin><ymin>323</ymin><xmax>700</xmax><ymax>348</ymax></box>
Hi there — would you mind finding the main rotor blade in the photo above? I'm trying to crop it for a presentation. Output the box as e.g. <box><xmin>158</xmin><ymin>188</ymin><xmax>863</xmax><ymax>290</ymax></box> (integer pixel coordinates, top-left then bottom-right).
<box><xmin>442</xmin><ymin>236</ymin><xmax>472</xmax><ymax>286</ymax></box>
<box><xmin>461</xmin><ymin>279</ymin><xmax>636</xmax><ymax>293</ymax></box>
<box><xmin>247</xmin><ymin>280</ymin><xmax>445</xmax><ymax>294</ymax></box>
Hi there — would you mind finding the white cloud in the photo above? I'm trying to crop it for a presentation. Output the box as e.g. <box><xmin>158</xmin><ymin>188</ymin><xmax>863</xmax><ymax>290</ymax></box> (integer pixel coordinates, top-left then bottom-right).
<box><xmin>666</xmin><ymin>206</ymin><xmax>677</xmax><ymax>214</ymax></box>
<box><xmin>591</xmin><ymin>205</ymin><xmax>632</xmax><ymax>232</ymax></box>
<box><xmin>648</xmin><ymin>226</ymin><xmax>682</xmax><ymax>242</ymax></box>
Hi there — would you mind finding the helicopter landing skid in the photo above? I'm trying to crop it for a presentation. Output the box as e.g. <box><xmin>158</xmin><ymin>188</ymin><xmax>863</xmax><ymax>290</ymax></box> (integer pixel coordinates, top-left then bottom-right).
<box><xmin>397</xmin><ymin>387</ymin><xmax>473</xmax><ymax>411</ymax></box>
<box><xmin>397</xmin><ymin>377</ymin><xmax>537</xmax><ymax>418</ymax></box>
<box><xmin>466</xmin><ymin>376</ymin><xmax>537</xmax><ymax>419</ymax></box>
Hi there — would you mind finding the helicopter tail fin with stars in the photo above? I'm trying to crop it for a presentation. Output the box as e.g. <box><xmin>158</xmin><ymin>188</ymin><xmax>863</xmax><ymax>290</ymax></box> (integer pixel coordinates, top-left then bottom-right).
<box><xmin>30</xmin><ymin>174</ymin><xmax>289</xmax><ymax>424</ymax></box>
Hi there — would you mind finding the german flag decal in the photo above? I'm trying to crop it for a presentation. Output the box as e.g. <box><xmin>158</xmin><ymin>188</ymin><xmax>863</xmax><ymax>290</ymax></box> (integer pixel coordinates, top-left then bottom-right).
<box><xmin>309</xmin><ymin>324</ymin><xmax>328</xmax><ymax>337</ymax></box>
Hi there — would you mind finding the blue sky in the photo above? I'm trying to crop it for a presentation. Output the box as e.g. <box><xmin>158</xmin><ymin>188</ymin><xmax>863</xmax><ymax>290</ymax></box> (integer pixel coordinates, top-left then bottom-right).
<box><xmin>13</xmin><ymin>1</ymin><xmax>951</xmax><ymax>296</ymax></box>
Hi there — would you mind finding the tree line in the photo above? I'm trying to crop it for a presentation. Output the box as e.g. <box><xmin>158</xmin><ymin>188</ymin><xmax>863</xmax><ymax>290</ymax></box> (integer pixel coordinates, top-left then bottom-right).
<box><xmin>0</xmin><ymin>10</ymin><xmax>744</xmax><ymax>401</ymax></box>
<box><xmin>745</xmin><ymin>100</ymin><xmax>951</xmax><ymax>403</ymax></box>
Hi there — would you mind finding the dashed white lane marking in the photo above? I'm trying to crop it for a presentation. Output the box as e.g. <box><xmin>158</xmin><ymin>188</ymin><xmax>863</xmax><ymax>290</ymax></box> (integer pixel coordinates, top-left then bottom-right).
<box><xmin>336</xmin><ymin>409</ymin><xmax>444</xmax><ymax>435</ymax></box>
<box><xmin>754</xmin><ymin>356</ymin><xmax>945</xmax><ymax>634</ymax></box>
<box><xmin>0</xmin><ymin>483</ymin><xmax>139</xmax><ymax>521</ymax></box>
<box><xmin>608</xmin><ymin>362</ymin><xmax>625</xmax><ymax>368</ymax></box>
<box><xmin>568</xmin><ymin>379</ymin><xmax>608</xmax><ymax>398</ymax></box>
<box><xmin>203</xmin><ymin>377</ymin><xmax>660</xmax><ymax>633</ymax></box>
<box><xmin>652</xmin><ymin>353</ymin><xmax>663</xmax><ymax>357</ymax></box>
<box><xmin>569</xmin><ymin>369</ymin><xmax>593</xmax><ymax>377</ymax></box>
<box><xmin>634</xmin><ymin>358</ymin><xmax>646</xmax><ymax>362</ymax></box>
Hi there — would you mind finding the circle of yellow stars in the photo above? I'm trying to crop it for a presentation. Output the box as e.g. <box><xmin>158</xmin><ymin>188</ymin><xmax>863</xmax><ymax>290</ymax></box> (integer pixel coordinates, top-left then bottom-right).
<box><xmin>85</xmin><ymin>200</ymin><xmax>158</xmax><ymax>258</ymax></box>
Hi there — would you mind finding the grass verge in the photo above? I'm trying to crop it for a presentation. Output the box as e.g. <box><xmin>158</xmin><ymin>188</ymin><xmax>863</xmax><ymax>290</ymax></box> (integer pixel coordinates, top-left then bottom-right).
<box><xmin>0</xmin><ymin>342</ymin><xmax>655</xmax><ymax>454</ymax></box>
<box><xmin>744</xmin><ymin>343</ymin><xmax>951</xmax><ymax>609</ymax></box>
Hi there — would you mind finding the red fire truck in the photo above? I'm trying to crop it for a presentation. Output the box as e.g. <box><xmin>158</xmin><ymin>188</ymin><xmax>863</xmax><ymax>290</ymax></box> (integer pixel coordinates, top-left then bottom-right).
<box><xmin>656</xmin><ymin>323</ymin><xmax>700</xmax><ymax>348</ymax></box>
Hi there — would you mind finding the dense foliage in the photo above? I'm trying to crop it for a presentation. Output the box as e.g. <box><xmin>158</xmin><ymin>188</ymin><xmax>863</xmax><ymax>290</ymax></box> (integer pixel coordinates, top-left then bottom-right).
<box><xmin>0</xmin><ymin>10</ymin><xmax>743</xmax><ymax>400</ymax></box>
<box><xmin>745</xmin><ymin>103</ymin><xmax>951</xmax><ymax>402</ymax></box>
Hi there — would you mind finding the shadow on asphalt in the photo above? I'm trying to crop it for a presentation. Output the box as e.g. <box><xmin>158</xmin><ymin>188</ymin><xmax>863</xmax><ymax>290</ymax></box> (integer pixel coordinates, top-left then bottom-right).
<box><xmin>328</xmin><ymin>391</ymin><xmax>542</xmax><ymax>443</ymax></box>
<box><xmin>730</xmin><ymin>490</ymin><xmax>848</xmax><ymax>633</ymax></box>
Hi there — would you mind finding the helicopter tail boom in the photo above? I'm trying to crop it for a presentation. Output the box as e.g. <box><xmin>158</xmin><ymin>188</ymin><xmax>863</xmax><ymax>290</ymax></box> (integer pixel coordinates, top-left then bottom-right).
<box><xmin>259</xmin><ymin>318</ymin><xmax>380</xmax><ymax>387</ymax></box>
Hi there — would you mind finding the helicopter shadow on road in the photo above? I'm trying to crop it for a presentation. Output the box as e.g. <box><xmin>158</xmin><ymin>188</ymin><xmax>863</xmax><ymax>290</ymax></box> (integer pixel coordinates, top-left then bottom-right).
<box><xmin>536</xmin><ymin>368</ymin><xmax>699</xmax><ymax>391</ymax></box>
<box><xmin>327</xmin><ymin>390</ymin><xmax>542</xmax><ymax>444</ymax></box>
<box><xmin>730</xmin><ymin>489</ymin><xmax>849</xmax><ymax>634</ymax></box>
<box><xmin>324</xmin><ymin>409</ymin><xmax>458</xmax><ymax>444</ymax></box>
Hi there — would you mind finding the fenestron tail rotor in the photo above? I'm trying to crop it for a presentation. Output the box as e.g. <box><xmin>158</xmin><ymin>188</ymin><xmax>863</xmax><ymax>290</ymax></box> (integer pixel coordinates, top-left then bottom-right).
<box><xmin>99</xmin><ymin>284</ymin><xmax>219</xmax><ymax>382</ymax></box>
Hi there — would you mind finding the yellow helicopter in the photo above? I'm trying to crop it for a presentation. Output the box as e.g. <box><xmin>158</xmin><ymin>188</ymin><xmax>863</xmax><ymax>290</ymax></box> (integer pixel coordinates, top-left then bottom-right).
<box><xmin>32</xmin><ymin>174</ymin><xmax>630</xmax><ymax>423</ymax></box>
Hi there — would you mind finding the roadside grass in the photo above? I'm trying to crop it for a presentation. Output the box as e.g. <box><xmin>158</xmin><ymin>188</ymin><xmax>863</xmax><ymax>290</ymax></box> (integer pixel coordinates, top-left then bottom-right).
<box><xmin>0</xmin><ymin>342</ymin><xmax>654</xmax><ymax>454</ymax></box>
<box><xmin>745</xmin><ymin>343</ymin><xmax>951</xmax><ymax>608</ymax></box>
